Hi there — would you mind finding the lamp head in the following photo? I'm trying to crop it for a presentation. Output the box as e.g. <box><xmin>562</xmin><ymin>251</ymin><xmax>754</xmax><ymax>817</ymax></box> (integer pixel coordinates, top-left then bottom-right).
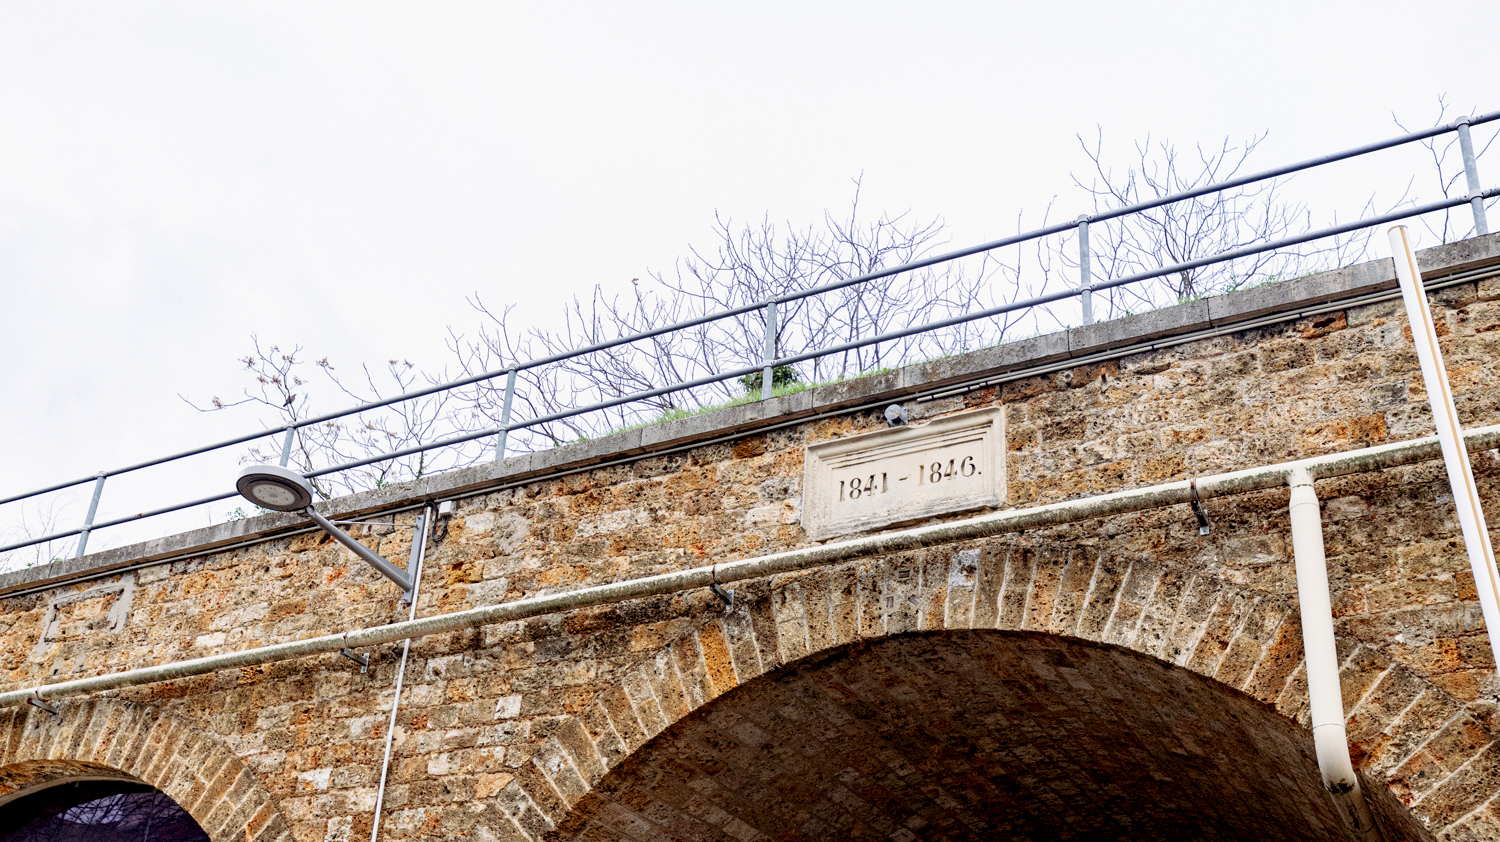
<box><xmin>236</xmin><ymin>465</ymin><xmax>315</xmax><ymax>512</ymax></box>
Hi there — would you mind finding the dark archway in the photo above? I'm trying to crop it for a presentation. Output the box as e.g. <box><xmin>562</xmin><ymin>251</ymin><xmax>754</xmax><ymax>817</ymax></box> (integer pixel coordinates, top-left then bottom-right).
<box><xmin>551</xmin><ymin>631</ymin><xmax>1431</xmax><ymax>841</ymax></box>
<box><xmin>0</xmin><ymin>777</ymin><xmax>209</xmax><ymax>842</ymax></box>
<box><xmin>0</xmin><ymin>702</ymin><xmax>292</xmax><ymax>842</ymax></box>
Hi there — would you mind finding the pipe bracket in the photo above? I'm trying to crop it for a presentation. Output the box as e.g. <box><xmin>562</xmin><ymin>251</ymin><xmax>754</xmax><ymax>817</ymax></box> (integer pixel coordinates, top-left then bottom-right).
<box><xmin>709</xmin><ymin>566</ymin><xmax>735</xmax><ymax>612</ymax></box>
<box><xmin>338</xmin><ymin>648</ymin><xmax>370</xmax><ymax>673</ymax></box>
<box><xmin>27</xmin><ymin>696</ymin><xmax>59</xmax><ymax>717</ymax></box>
<box><xmin>1190</xmin><ymin>479</ymin><xmax>1211</xmax><ymax>536</ymax></box>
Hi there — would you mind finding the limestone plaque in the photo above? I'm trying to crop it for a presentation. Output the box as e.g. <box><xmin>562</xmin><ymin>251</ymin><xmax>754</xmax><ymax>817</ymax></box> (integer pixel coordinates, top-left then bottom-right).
<box><xmin>802</xmin><ymin>407</ymin><xmax>1005</xmax><ymax>540</ymax></box>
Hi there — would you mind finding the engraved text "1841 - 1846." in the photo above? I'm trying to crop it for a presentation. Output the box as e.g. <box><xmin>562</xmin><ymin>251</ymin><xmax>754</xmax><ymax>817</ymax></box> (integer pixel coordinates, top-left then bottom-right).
<box><xmin>838</xmin><ymin>455</ymin><xmax>980</xmax><ymax>502</ymax></box>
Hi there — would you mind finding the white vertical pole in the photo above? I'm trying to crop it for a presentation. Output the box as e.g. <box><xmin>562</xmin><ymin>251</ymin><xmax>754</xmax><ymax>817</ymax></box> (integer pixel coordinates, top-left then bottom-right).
<box><xmin>1288</xmin><ymin>467</ymin><xmax>1382</xmax><ymax>841</ymax></box>
<box><xmin>1389</xmin><ymin>225</ymin><xmax>1500</xmax><ymax>672</ymax></box>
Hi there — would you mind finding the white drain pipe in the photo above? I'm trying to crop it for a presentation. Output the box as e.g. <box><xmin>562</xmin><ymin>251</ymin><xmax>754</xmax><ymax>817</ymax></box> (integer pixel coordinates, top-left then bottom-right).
<box><xmin>1389</xmin><ymin>225</ymin><xmax>1500</xmax><ymax>674</ymax></box>
<box><xmin>1289</xmin><ymin>467</ymin><xmax>1382</xmax><ymax>841</ymax></box>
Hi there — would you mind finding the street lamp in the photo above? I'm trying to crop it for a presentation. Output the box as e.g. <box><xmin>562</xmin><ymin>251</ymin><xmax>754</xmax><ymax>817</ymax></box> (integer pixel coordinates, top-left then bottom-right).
<box><xmin>235</xmin><ymin>465</ymin><xmax>414</xmax><ymax>600</ymax></box>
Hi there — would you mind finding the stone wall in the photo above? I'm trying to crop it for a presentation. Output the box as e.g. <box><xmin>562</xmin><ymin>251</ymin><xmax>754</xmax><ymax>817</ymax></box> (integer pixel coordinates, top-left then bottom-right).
<box><xmin>3</xmin><ymin>235</ymin><xmax>1500</xmax><ymax>840</ymax></box>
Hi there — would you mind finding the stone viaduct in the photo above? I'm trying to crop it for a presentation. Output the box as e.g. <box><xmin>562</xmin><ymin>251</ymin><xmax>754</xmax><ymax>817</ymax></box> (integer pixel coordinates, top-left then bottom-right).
<box><xmin>5</xmin><ymin>235</ymin><xmax>1500</xmax><ymax>841</ymax></box>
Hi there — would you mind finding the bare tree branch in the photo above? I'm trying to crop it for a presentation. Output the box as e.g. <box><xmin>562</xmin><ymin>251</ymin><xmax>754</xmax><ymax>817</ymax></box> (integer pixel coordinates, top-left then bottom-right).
<box><xmin>176</xmin><ymin>108</ymin><xmax>1493</xmax><ymax>496</ymax></box>
<box><xmin>181</xmin><ymin>337</ymin><xmax>478</xmax><ymax>499</ymax></box>
<box><xmin>445</xmin><ymin>179</ymin><xmax>1052</xmax><ymax>452</ymax></box>
<box><xmin>1394</xmin><ymin>95</ymin><xmax>1500</xmax><ymax>243</ymax></box>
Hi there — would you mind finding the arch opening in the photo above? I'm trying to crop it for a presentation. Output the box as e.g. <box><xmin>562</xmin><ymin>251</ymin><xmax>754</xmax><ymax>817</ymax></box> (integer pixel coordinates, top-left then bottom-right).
<box><xmin>0</xmin><ymin>759</ymin><xmax>211</xmax><ymax>840</ymax></box>
<box><xmin>0</xmin><ymin>701</ymin><xmax>292</xmax><ymax>842</ymax></box>
<box><xmin>554</xmin><ymin>630</ymin><xmax>1430</xmax><ymax>842</ymax></box>
<box><xmin>0</xmin><ymin>776</ymin><xmax>209</xmax><ymax>842</ymax></box>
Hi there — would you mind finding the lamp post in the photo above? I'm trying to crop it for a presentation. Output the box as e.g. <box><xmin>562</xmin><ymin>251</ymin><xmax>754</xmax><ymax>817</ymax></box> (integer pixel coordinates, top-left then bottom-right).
<box><xmin>235</xmin><ymin>465</ymin><xmax>416</xmax><ymax>601</ymax></box>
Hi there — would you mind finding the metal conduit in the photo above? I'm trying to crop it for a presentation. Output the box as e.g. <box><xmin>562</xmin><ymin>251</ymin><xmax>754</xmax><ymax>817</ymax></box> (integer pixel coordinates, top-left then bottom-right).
<box><xmin>5</xmin><ymin>422</ymin><xmax>1500</xmax><ymax>710</ymax></box>
<box><xmin>369</xmin><ymin>508</ymin><xmax>431</xmax><ymax>842</ymax></box>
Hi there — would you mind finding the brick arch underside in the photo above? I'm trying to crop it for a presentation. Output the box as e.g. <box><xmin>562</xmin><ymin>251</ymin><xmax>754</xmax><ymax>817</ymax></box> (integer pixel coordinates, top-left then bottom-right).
<box><xmin>556</xmin><ymin>631</ymin><xmax>1426</xmax><ymax>841</ymax></box>
<box><xmin>0</xmin><ymin>699</ymin><xmax>291</xmax><ymax>842</ymax></box>
<box><xmin>494</xmin><ymin>544</ymin><xmax>1500</xmax><ymax>841</ymax></box>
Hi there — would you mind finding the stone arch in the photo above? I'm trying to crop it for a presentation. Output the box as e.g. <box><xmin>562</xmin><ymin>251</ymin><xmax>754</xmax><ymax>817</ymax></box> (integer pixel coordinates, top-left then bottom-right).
<box><xmin>0</xmin><ymin>758</ymin><xmax>140</xmax><ymax>808</ymax></box>
<box><xmin>492</xmin><ymin>544</ymin><xmax>1500</xmax><ymax>840</ymax></box>
<box><xmin>555</xmin><ymin>631</ymin><xmax>1436</xmax><ymax>840</ymax></box>
<box><xmin>0</xmin><ymin>698</ymin><xmax>290</xmax><ymax>842</ymax></box>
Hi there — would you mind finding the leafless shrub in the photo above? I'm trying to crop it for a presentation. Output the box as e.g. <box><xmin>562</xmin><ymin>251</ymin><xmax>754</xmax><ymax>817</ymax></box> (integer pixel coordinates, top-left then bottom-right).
<box><xmin>182</xmin><ymin>337</ymin><xmax>478</xmax><ymax>498</ymax></box>
<box><xmin>1394</xmin><ymin>96</ymin><xmax>1499</xmax><ymax>244</ymax></box>
<box><xmin>1054</xmin><ymin>129</ymin><xmax>1391</xmax><ymax>320</ymax></box>
<box><xmin>0</xmin><ymin>495</ymin><xmax>72</xmax><ymax>573</ymax></box>
<box><xmin>442</xmin><ymin>183</ymin><xmax>1059</xmax><ymax>450</ymax></box>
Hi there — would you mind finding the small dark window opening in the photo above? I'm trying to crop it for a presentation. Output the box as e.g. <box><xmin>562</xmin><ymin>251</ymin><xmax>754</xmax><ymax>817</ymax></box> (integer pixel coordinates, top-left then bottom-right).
<box><xmin>0</xmin><ymin>779</ymin><xmax>209</xmax><ymax>842</ymax></box>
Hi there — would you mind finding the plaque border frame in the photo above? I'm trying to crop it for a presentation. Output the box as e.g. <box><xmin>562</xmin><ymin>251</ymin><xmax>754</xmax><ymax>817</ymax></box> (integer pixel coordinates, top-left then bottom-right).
<box><xmin>801</xmin><ymin>406</ymin><xmax>1006</xmax><ymax>541</ymax></box>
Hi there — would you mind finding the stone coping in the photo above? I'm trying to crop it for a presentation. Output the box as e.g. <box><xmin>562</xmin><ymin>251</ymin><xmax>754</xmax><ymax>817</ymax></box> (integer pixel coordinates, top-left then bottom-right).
<box><xmin>4</xmin><ymin>233</ymin><xmax>1499</xmax><ymax>598</ymax></box>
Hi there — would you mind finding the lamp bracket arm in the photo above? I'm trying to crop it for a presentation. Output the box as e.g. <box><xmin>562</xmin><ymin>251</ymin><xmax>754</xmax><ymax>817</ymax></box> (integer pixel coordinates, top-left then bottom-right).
<box><xmin>303</xmin><ymin>506</ymin><xmax>413</xmax><ymax>593</ymax></box>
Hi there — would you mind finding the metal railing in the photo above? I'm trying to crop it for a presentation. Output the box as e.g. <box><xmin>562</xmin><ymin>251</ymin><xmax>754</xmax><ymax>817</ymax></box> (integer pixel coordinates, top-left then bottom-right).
<box><xmin>2</xmin><ymin>112</ymin><xmax>1497</xmax><ymax>562</ymax></box>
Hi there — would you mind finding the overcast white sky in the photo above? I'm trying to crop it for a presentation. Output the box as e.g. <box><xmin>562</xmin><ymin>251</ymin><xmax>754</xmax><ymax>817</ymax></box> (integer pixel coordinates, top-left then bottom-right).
<box><xmin>2</xmin><ymin>1</ymin><xmax>1497</xmax><ymax>561</ymax></box>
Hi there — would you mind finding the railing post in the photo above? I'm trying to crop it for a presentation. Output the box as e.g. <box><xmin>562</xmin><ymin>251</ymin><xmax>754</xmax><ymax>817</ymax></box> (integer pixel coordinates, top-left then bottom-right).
<box><xmin>1077</xmin><ymin>216</ymin><xmax>1094</xmax><ymax>325</ymax></box>
<box><xmin>761</xmin><ymin>300</ymin><xmax>778</xmax><ymax>399</ymax></box>
<box><xmin>74</xmin><ymin>472</ymin><xmax>107</xmax><ymax>558</ymax></box>
<box><xmin>494</xmin><ymin>369</ymin><xmax>517</xmax><ymax>461</ymax></box>
<box><xmin>278</xmin><ymin>426</ymin><xmax>296</xmax><ymax>468</ymax></box>
<box><xmin>1457</xmin><ymin>120</ymin><xmax>1490</xmax><ymax>237</ymax></box>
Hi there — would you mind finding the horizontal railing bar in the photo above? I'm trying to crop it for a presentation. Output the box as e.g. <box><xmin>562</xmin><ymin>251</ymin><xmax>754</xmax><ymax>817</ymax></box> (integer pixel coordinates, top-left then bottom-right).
<box><xmin>6</xmin><ymin>115</ymin><xmax>1491</xmax><ymax>513</ymax></box>
<box><xmin>292</xmin><ymin>188</ymin><xmax>1500</xmax><ymax>485</ymax></box>
<box><xmin>0</xmin><ymin>426</ymin><xmax>292</xmax><ymax>509</ymax></box>
<box><xmin>5</xmin><ymin>201</ymin><xmax>1493</xmax><ymax>560</ymax></box>
<box><xmin>1080</xmin><ymin>111</ymin><xmax>1500</xmax><ymax>228</ymax></box>
<box><xmin>0</xmin><ymin>476</ymin><xmax>101</xmax><ymax>508</ymax></box>
<box><xmin>0</xmin><ymin>491</ymin><xmax>240</xmax><ymax>555</ymax></box>
<box><xmin>303</xmin><ymin>429</ymin><xmax>505</xmax><ymax>479</ymax></box>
